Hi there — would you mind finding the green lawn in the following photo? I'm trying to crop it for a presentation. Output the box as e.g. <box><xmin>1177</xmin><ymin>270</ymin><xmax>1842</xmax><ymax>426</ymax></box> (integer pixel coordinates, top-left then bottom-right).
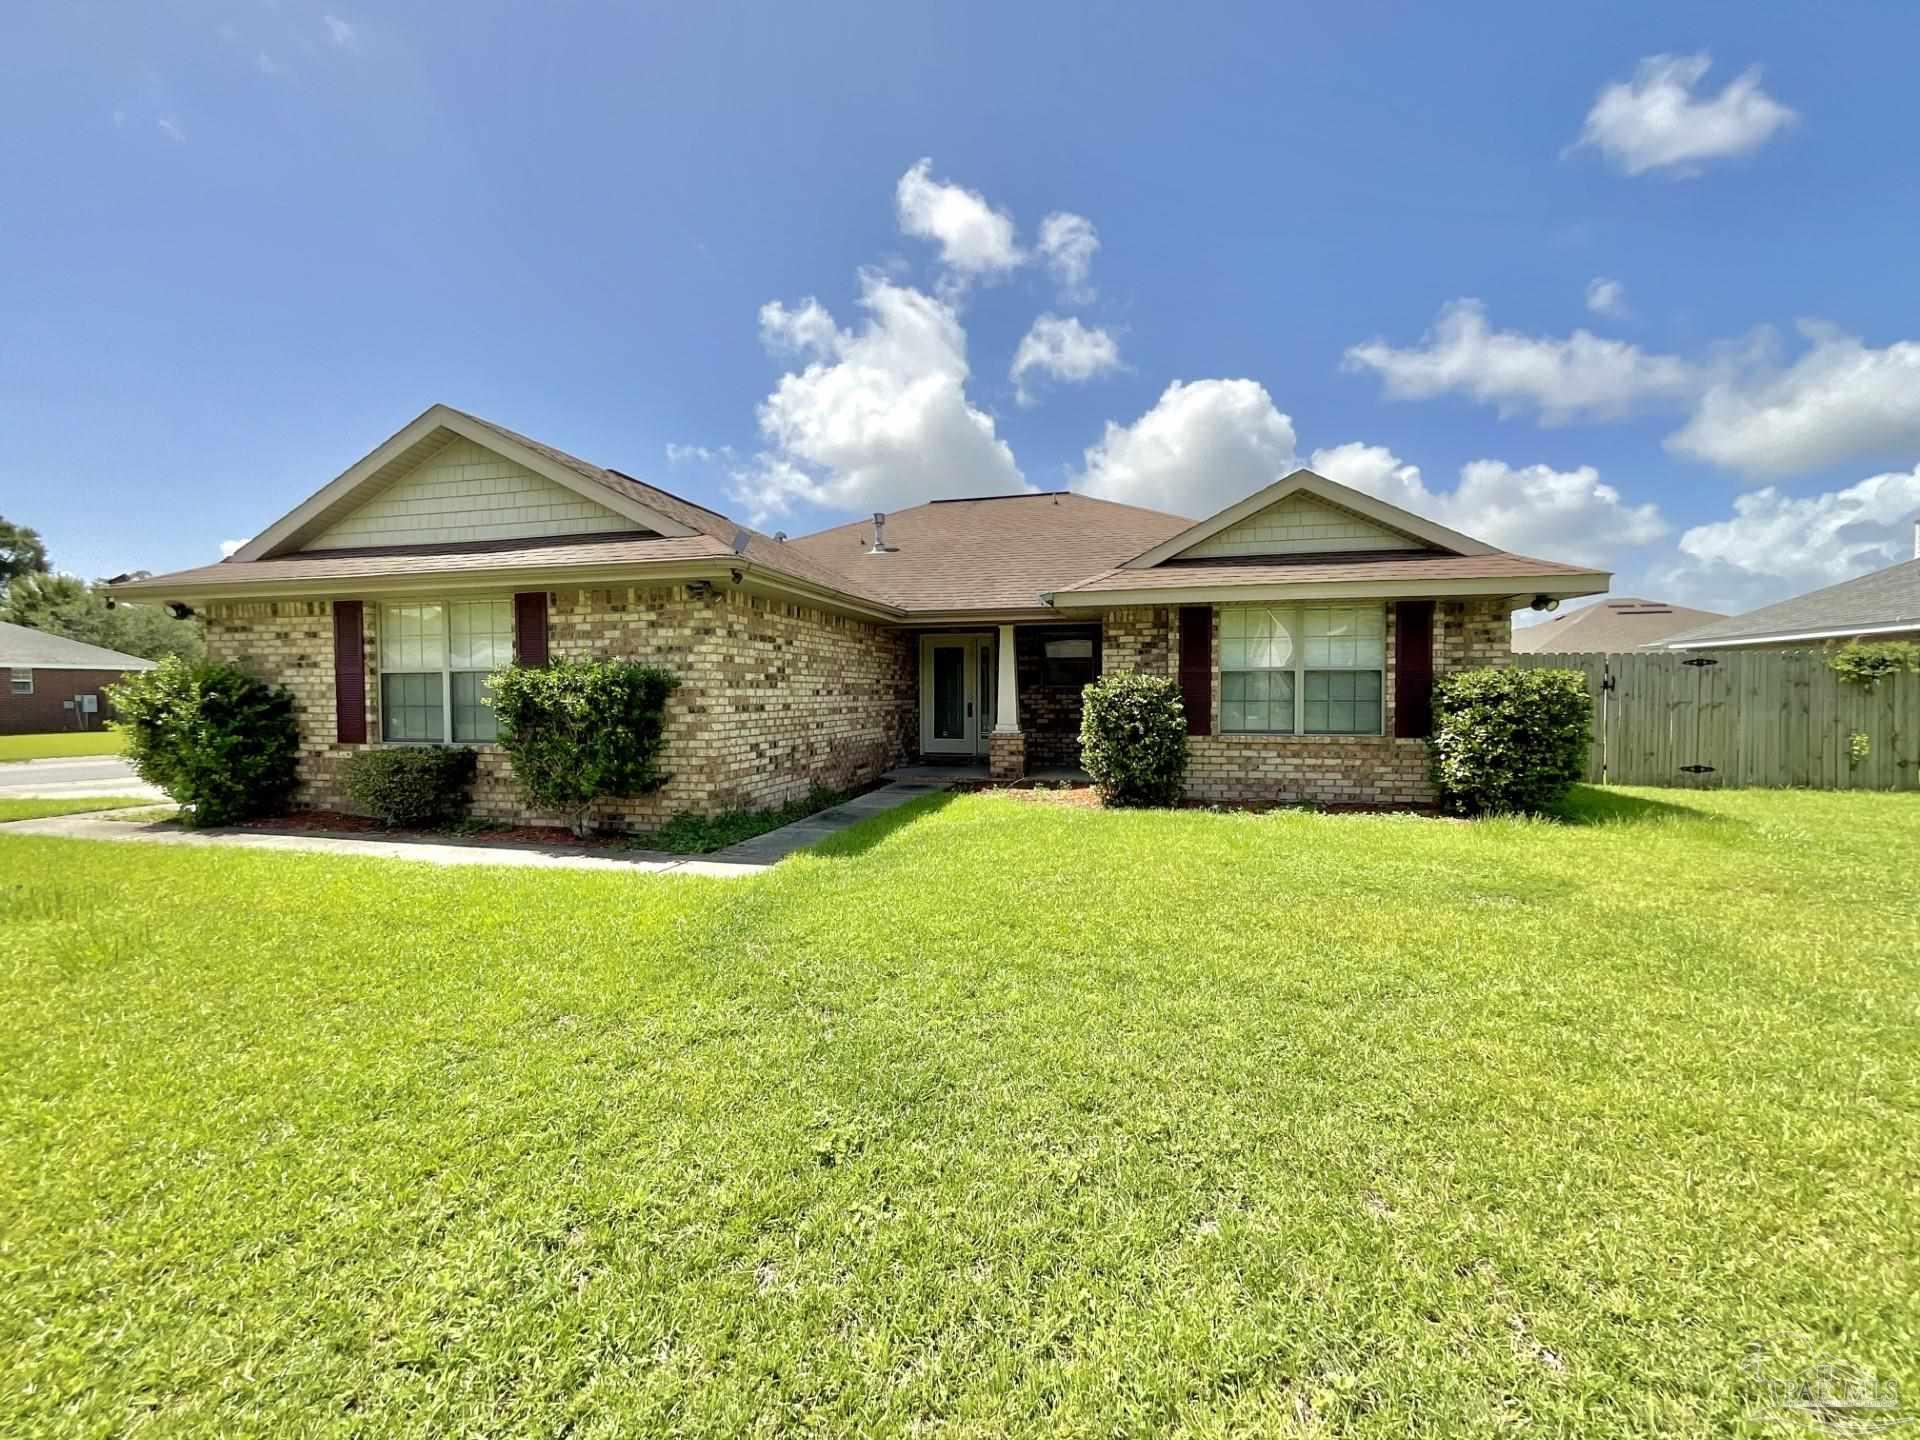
<box><xmin>0</xmin><ymin>729</ymin><xmax>125</xmax><ymax>761</ymax></box>
<box><xmin>2</xmin><ymin>786</ymin><xmax>1915</xmax><ymax>1436</ymax></box>
<box><xmin>0</xmin><ymin>795</ymin><xmax>161</xmax><ymax>823</ymax></box>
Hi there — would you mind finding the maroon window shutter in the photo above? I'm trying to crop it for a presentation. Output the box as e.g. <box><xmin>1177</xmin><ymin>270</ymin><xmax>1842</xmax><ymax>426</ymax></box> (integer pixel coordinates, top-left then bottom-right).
<box><xmin>332</xmin><ymin>601</ymin><xmax>367</xmax><ymax>744</ymax></box>
<box><xmin>513</xmin><ymin>591</ymin><xmax>550</xmax><ymax>667</ymax></box>
<box><xmin>1178</xmin><ymin>605</ymin><xmax>1212</xmax><ymax>736</ymax></box>
<box><xmin>1394</xmin><ymin>600</ymin><xmax>1435</xmax><ymax>739</ymax></box>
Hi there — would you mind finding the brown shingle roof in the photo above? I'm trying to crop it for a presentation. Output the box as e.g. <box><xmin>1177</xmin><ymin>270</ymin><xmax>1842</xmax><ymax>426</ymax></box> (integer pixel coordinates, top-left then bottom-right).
<box><xmin>782</xmin><ymin>492</ymin><xmax>1191</xmax><ymax>613</ymax></box>
<box><xmin>1055</xmin><ymin>550</ymin><xmax>1604</xmax><ymax>594</ymax></box>
<box><xmin>1510</xmin><ymin>597</ymin><xmax>1727</xmax><ymax>653</ymax></box>
<box><xmin>111</xmin><ymin>407</ymin><xmax>1603</xmax><ymax>617</ymax></box>
<box><xmin>112</xmin><ymin>533</ymin><xmax>736</xmax><ymax>591</ymax></box>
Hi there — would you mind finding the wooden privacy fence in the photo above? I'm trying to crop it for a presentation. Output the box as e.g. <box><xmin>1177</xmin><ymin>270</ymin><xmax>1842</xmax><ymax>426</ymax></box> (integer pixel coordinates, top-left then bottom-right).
<box><xmin>1512</xmin><ymin>649</ymin><xmax>1920</xmax><ymax>790</ymax></box>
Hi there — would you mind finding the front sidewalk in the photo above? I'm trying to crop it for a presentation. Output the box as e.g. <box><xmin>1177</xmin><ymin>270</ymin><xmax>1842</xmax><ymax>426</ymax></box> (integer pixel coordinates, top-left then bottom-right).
<box><xmin>0</xmin><ymin>778</ymin><xmax>950</xmax><ymax>876</ymax></box>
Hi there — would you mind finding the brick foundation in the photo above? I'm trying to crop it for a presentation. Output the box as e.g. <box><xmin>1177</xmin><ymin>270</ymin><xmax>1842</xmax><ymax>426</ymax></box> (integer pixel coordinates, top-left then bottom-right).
<box><xmin>988</xmin><ymin>730</ymin><xmax>1026</xmax><ymax>781</ymax></box>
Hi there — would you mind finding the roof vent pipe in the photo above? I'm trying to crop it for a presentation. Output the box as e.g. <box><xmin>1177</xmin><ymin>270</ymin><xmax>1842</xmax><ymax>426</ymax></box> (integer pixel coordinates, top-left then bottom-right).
<box><xmin>868</xmin><ymin>512</ymin><xmax>898</xmax><ymax>554</ymax></box>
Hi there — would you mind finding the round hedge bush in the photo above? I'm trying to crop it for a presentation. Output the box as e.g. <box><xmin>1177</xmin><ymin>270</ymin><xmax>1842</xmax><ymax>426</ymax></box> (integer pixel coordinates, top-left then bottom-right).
<box><xmin>343</xmin><ymin>746</ymin><xmax>478</xmax><ymax>828</ymax></box>
<box><xmin>489</xmin><ymin>657</ymin><xmax>679</xmax><ymax>836</ymax></box>
<box><xmin>109</xmin><ymin>655</ymin><xmax>300</xmax><ymax>827</ymax></box>
<box><xmin>1429</xmin><ymin>665</ymin><xmax>1591</xmax><ymax>816</ymax></box>
<box><xmin>1078</xmin><ymin>671</ymin><xmax>1189</xmax><ymax>807</ymax></box>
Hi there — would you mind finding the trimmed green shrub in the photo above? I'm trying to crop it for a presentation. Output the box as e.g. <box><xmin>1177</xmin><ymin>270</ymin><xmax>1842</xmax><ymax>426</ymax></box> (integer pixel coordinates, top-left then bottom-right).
<box><xmin>1078</xmin><ymin>671</ymin><xmax>1189</xmax><ymax>807</ymax></box>
<box><xmin>489</xmin><ymin>658</ymin><xmax>679</xmax><ymax>836</ymax></box>
<box><xmin>1429</xmin><ymin>666</ymin><xmax>1591</xmax><ymax>816</ymax></box>
<box><xmin>1827</xmin><ymin>640</ymin><xmax>1920</xmax><ymax>688</ymax></box>
<box><xmin>108</xmin><ymin>656</ymin><xmax>299</xmax><ymax>827</ymax></box>
<box><xmin>342</xmin><ymin>746</ymin><xmax>478</xmax><ymax>828</ymax></box>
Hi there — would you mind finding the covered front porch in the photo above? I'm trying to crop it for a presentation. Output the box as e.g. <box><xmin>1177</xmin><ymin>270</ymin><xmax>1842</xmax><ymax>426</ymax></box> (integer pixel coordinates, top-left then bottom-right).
<box><xmin>908</xmin><ymin>622</ymin><xmax>1100</xmax><ymax>781</ymax></box>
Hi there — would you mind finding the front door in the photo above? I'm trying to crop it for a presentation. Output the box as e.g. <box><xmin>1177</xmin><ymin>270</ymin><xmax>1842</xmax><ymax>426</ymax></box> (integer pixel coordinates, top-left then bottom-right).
<box><xmin>920</xmin><ymin>635</ymin><xmax>983</xmax><ymax>756</ymax></box>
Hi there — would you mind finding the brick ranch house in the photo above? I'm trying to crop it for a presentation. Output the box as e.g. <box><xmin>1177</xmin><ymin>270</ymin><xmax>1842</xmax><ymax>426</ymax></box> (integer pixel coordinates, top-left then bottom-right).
<box><xmin>0</xmin><ymin>621</ymin><xmax>156</xmax><ymax>735</ymax></box>
<box><xmin>114</xmin><ymin>405</ymin><xmax>1607</xmax><ymax>823</ymax></box>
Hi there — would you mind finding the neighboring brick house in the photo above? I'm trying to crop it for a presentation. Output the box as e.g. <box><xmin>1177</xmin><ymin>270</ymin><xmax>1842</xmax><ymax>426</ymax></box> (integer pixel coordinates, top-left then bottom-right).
<box><xmin>114</xmin><ymin>404</ymin><xmax>1607</xmax><ymax>821</ymax></box>
<box><xmin>0</xmin><ymin>621</ymin><xmax>156</xmax><ymax>735</ymax></box>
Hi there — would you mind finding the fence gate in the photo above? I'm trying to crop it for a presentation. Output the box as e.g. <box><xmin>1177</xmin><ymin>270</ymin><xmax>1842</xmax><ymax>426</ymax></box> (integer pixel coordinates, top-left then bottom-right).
<box><xmin>1512</xmin><ymin>648</ymin><xmax>1919</xmax><ymax>791</ymax></box>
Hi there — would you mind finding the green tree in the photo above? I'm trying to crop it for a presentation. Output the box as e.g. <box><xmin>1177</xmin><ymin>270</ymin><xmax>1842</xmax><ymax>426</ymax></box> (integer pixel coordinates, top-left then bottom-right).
<box><xmin>0</xmin><ymin>572</ymin><xmax>205</xmax><ymax>664</ymax></box>
<box><xmin>0</xmin><ymin>517</ymin><xmax>50</xmax><ymax>592</ymax></box>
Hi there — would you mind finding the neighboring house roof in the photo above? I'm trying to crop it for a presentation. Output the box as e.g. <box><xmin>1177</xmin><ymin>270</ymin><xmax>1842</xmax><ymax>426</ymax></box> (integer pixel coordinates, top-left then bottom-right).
<box><xmin>1659</xmin><ymin>554</ymin><xmax>1920</xmax><ymax>649</ymax></box>
<box><xmin>112</xmin><ymin>405</ymin><xmax>1609</xmax><ymax>618</ymax></box>
<box><xmin>1510</xmin><ymin>597</ymin><xmax>1728</xmax><ymax>653</ymax></box>
<box><xmin>0</xmin><ymin>621</ymin><xmax>158</xmax><ymax>671</ymax></box>
<box><xmin>782</xmin><ymin>492</ymin><xmax>1190</xmax><ymax>614</ymax></box>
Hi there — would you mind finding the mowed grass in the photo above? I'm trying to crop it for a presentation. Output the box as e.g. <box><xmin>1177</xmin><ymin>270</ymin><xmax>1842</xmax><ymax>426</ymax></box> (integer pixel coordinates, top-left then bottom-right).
<box><xmin>0</xmin><ymin>796</ymin><xmax>160</xmax><ymax>823</ymax></box>
<box><xmin>0</xmin><ymin>730</ymin><xmax>125</xmax><ymax>761</ymax></box>
<box><xmin>1</xmin><ymin>787</ymin><xmax>1916</xmax><ymax>1436</ymax></box>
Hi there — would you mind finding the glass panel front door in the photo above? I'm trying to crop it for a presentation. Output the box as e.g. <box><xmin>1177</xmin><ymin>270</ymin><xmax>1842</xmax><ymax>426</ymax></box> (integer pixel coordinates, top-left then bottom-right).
<box><xmin>932</xmin><ymin>643</ymin><xmax>967</xmax><ymax>741</ymax></box>
<box><xmin>922</xmin><ymin>636</ymin><xmax>981</xmax><ymax>755</ymax></box>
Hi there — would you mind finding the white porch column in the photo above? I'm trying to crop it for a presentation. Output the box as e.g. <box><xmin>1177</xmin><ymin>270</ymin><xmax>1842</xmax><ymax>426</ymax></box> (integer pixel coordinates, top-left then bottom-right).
<box><xmin>994</xmin><ymin>624</ymin><xmax>1019</xmax><ymax>733</ymax></box>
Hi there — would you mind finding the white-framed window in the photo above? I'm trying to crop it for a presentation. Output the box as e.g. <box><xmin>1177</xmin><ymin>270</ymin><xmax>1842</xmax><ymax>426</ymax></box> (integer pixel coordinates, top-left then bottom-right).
<box><xmin>8</xmin><ymin>668</ymin><xmax>31</xmax><ymax>696</ymax></box>
<box><xmin>379</xmin><ymin>598</ymin><xmax>514</xmax><ymax>743</ymax></box>
<box><xmin>1219</xmin><ymin>603</ymin><xmax>1385</xmax><ymax>735</ymax></box>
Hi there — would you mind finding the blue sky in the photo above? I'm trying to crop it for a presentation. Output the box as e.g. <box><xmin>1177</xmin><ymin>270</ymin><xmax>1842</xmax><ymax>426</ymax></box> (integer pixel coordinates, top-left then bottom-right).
<box><xmin>4</xmin><ymin>1</ymin><xmax>1919</xmax><ymax>619</ymax></box>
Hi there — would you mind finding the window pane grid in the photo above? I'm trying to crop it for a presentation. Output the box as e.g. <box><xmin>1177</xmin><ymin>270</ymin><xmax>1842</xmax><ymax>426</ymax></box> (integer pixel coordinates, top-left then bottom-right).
<box><xmin>1220</xmin><ymin>603</ymin><xmax>1383</xmax><ymax>735</ymax></box>
<box><xmin>380</xmin><ymin>600</ymin><xmax>509</xmax><ymax>744</ymax></box>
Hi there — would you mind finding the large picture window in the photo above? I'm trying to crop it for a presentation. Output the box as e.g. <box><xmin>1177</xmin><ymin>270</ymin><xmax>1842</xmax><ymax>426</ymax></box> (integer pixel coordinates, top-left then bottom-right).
<box><xmin>380</xmin><ymin>598</ymin><xmax>514</xmax><ymax>743</ymax></box>
<box><xmin>1219</xmin><ymin>604</ymin><xmax>1385</xmax><ymax>735</ymax></box>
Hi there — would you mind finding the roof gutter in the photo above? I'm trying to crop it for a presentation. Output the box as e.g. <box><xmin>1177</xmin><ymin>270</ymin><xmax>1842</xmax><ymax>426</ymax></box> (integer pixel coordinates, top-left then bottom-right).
<box><xmin>1041</xmin><ymin>573</ymin><xmax>1609</xmax><ymax>609</ymax></box>
<box><xmin>1663</xmin><ymin>618</ymin><xmax>1920</xmax><ymax>650</ymax></box>
<box><xmin>111</xmin><ymin>561</ymin><xmax>907</xmax><ymax>624</ymax></box>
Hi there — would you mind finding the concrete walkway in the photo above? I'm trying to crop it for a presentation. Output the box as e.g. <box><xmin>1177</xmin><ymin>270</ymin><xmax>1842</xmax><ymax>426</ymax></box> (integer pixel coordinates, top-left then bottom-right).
<box><xmin>702</xmin><ymin>780</ymin><xmax>948</xmax><ymax>864</ymax></box>
<box><xmin>0</xmin><ymin>778</ymin><xmax>952</xmax><ymax>876</ymax></box>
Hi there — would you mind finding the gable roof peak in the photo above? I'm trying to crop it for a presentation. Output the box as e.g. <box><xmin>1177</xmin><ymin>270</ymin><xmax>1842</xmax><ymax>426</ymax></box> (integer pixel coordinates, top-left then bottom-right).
<box><xmin>228</xmin><ymin>404</ymin><xmax>706</xmax><ymax>563</ymax></box>
<box><xmin>1121</xmin><ymin>466</ymin><xmax>1497</xmax><ymax>570</ymax></box>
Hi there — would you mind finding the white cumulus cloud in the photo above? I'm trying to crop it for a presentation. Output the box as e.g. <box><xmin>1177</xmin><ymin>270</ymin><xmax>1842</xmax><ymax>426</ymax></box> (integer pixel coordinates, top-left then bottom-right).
<box><xmin>220</xmin><ymin>538</ymin><xmax>247</xmax><ymax>558</ymax></box>
<box><xmin>1571</xmin><ymin>53</ymin><xmax>1796</xmax><ymax>178</ymax></box>
<box><xmin>731</xmin><ymin>272</ymin><xmax>1026</xmax><ymax>522</ymax></box>
<box><xmin>1037</xmin><ymin>212</ymin><xmax>1099</xmax><ymax>301</ymax></box>
<box><xmin>1667</xmin><ymin>326</ymin><xmax>1920</xmax><ymax>476</ymax></box>
<box><xmin>1308</xmin><ymin>443</ymin><xmax>1666</xmax><ymax>569</ymax></box>
<box><xmin>1010</xmin><ymin>314</ymin><xmax>1122</xmax><ymax>405</ymax></box>
<box><xmin>1585</xmin><ymin>276</ymin><xmax>1627</xmax><ymax>318</ymax></box>
<box><xmin>894</xmin><ymin>158</ymin><xmax>1023</xmax><ymax>283</ymax></box>
<box><xmin>1665</xmin><ymin>465</ymin><xmax>1920</xmax><ymax>606</ymax></box>
<box><xmin>1075</xmin><ymin>379</ymin><xmax>1299</xmax><ymax>517</ymax></box>
<box><xmin>1345</xmin><ymin>299</ymin><xmax>1698</xmax><ymax>423</ymax></box>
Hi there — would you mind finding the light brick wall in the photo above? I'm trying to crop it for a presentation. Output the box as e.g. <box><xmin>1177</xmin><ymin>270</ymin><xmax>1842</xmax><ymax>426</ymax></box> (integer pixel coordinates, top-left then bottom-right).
<box><xmin>204</xmin><ymin>586</ymin><xmax>913</xmax><ymax>830</ymax></box>
<box><xmin>1098</xmin><ymin>597</ymin><xmax>1513</xmax><ymax>807</ymax></box>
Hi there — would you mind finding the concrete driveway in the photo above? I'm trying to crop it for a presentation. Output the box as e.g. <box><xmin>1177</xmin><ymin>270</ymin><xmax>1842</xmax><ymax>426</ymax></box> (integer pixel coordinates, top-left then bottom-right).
<box><xmin>0</xmin><ymin>756</ymin><xmax>169</xmax><ymax>803</ymax></box>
